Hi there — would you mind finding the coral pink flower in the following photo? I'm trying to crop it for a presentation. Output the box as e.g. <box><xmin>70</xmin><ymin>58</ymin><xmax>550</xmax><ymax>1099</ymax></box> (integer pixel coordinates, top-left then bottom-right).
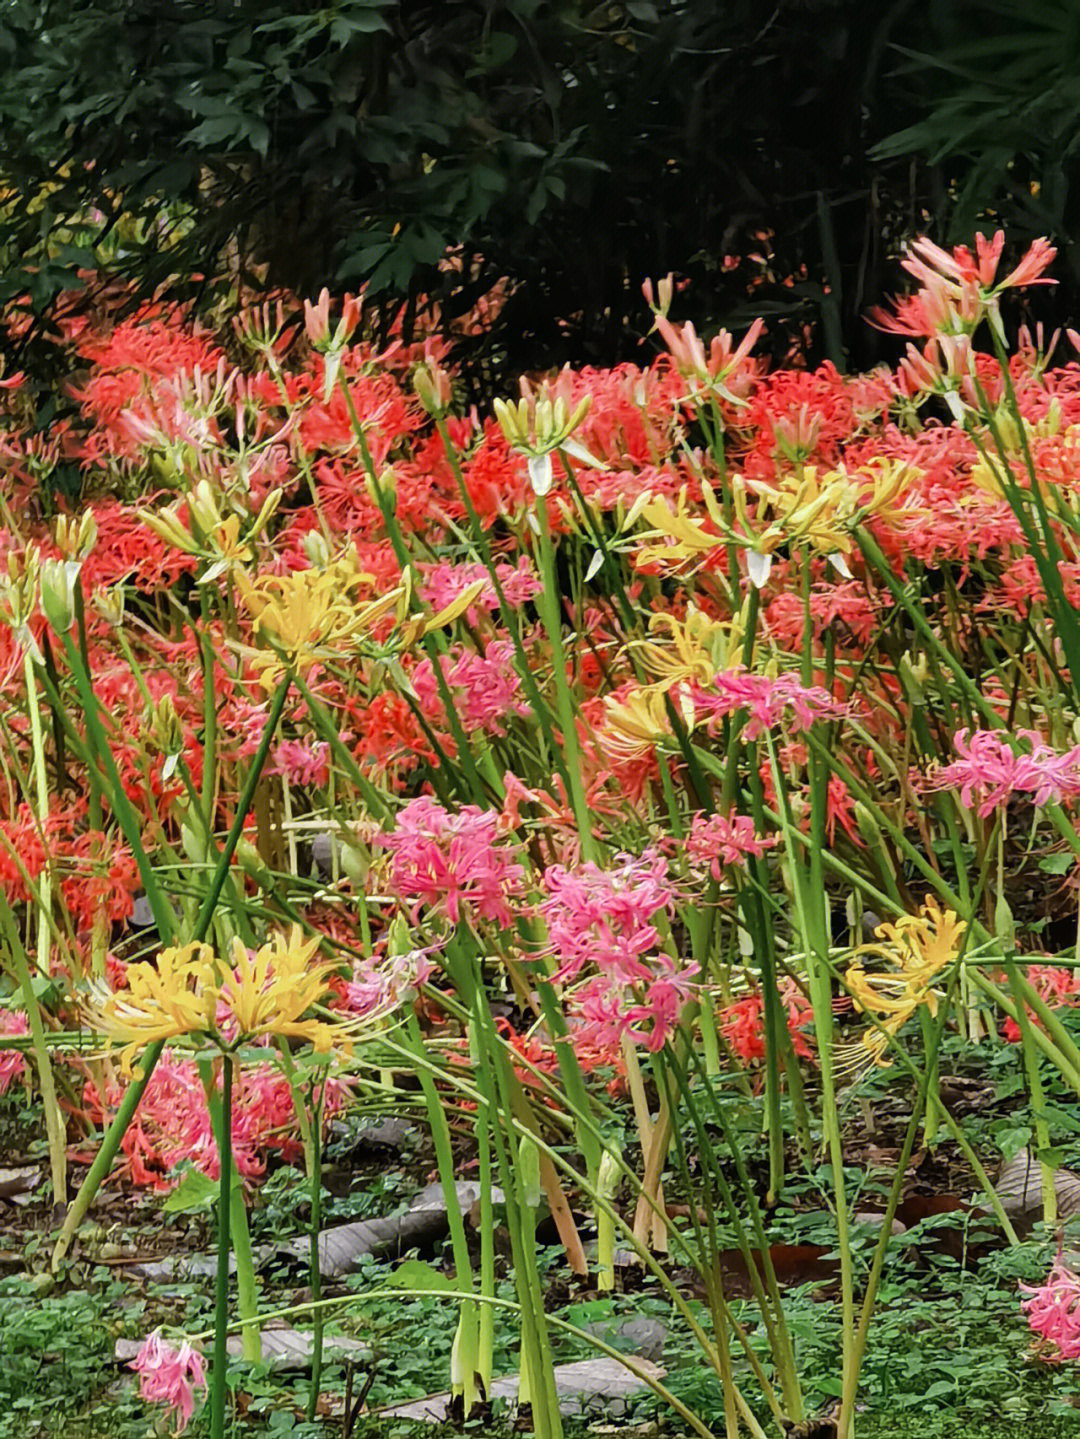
<box><xmin>129</xmin><ymin>1330</ymin><xmax>207</xmax><ymax>1432</ymax></box>
<box><xmin>872</xmin><ymin>232</ymin><xmax>1056</xmax><ymax>340</ymax></box>
<box><xmin>378</xmin><ymin>796</ymin><xmax>525</xmax><ymax>928</ymax></box>
<box><xmin>925</xmin><ymin>729</ymin><xmax>1080</xmax><ymax>815</ymax></box>
<box><xmin>1020</xmin><ymin>1256</ymin><xmax>1080</xmax><ymax>1361</ymax></box>
<box><xmin>420</xmin><ymin>557</ymin><xmax>542</xmax><ymax>622</ymax></box>
<box><xmin>335</xmin><ymin>944</ymin><xmax>438</xmax><ymax>1017</ymax></box>
<box><xmin>411</xmin><ymin>640</ymin><xmax>528</xmax><ymax>737</ymax></box>
<box><xmin>270</xmin><ymin>738</ymin><xmax>331</xmax><ymax>786</ymax></box>
<box><xmin>539</xmin><ymin>849</ymin><xmax>676</xmax><ymax>985</ymax></box>
<box><xmin>538</xmin><ymin>850</ymin><xmax>693</xmax><ymax>1051</ymax></box>
<box><xmin>682</xmin><ymin>811</ymin><xmax>777</xmax><ymax>877</ymax></box>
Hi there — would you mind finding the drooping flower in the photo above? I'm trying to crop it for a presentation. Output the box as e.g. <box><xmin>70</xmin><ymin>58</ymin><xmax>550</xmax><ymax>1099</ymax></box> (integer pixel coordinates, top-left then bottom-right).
<box><xmin>129</xmin><ymin>1330</ymin><xmax>207</xmax><ymax>1433</ymax></box>
<box><xmin>1020</xmin><ymin>1255</ymin><xmax>1080</xmax><ymax>1362</ymax></box>
<box><xmin>843</xmin><ymin>897</ymin><xmax>965</xmax><ymax>1068</ymax></box>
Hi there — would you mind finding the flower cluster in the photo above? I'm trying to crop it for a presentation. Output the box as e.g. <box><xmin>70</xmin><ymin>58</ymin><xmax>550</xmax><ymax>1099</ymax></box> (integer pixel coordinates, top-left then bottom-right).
<box><xmin>129</xmin><ymin>1330</ymin><xmax>207</xmax><ymax>1433</ymax></box>
<box><xmin>378</xmin><ymin>796</ymin><xmax>526</xmax><ymax>928</ymax></box>
<box><xmin>538</xmin><ymin>850</ymin><xmax>694</xmax><ymax>1051</ymax></box>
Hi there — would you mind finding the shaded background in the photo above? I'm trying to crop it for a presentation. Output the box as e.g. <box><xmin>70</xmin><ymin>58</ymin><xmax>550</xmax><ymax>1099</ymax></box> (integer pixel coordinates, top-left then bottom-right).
<box><xmin>0</xmin><ymin>0</ymin><xmax>1074</xmax><ymax>384</ymax></box>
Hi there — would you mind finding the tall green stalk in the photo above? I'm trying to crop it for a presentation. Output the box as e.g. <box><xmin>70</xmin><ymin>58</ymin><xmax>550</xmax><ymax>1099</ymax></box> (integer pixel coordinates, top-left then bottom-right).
<box><xmin>209</xmin><ymin>1055</ymin><xmax>234</xmax><ymax>1439</ymax></box>
<box><xmin>0</xmin><ymin>893</ymin><xmax>66</xmax><ymax>1207</ymax></box>
<box><xmin>534</xmin><ymin>494</ymin><xmax>596</xmax><ymax>860</ymax></box>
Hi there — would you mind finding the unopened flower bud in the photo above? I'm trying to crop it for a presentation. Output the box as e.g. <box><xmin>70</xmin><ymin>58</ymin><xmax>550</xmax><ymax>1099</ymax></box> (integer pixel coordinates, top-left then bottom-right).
<box><xmin>517</xmin><ymin>1133</ymin><xmax>543</xmax><ymax>1210</ymax></box>
<box><xmin>147</xmin><ymin>695</ymin><xmax>184</xmax><ymax>780</ymax></box>
<box><xmin>39</xmin><ymin>557</ymin><xmax>80</xmax><ymax>633</ymax></box>
<box><xmin>365</xmin><ymin>467</ymin><xmax>397</xmax><ymax>510</ymax></box>
<box><xmin>92</xmin><ymin>585</ymin><xmax>125</xmax><ymax>627</ymax></box>
<box><xmin>413</xmin><ymin>359</ymin><xmax>454</xmax><ymax>417</ymax></box>
<box><xmin>642</xmin><ymin>273</ymin><xmax>674</xmax><ymax>319</ymax></box>
<box><xmin>54</xmin><ymin>512</ymin><xmax>97</xmax><ymax>562</ymax></box>
<box><xmin>187</xmin><ymin>480</ymin><xmax>224</xmax><ymax>539</ymax></box>
<box><xmin>302</xmin><ymin>530</ymin><xmax>332</xmax><ymax>568</ymax></box>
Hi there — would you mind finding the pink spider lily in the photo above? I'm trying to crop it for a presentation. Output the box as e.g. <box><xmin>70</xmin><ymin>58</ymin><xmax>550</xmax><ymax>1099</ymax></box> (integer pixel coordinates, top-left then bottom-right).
<box><xmin>378</xmin><ymin>796</ymin><xmax>526</xmax><ymax>928</ymax></box>
<box><xmin>924</xmin><ymin>729</ymin><xmax>1080</xmax><ymax>816</ymax></box>
<box><xmin>1020</xmin><ymin>1254</ymin><xmax>1080</xmax><ymax>1361</ymax></box>
<box><xmin>692</xmin><ymin>669</ymin><xmax>847</xmax><ymax>740</ymax></box>
<box><xmin>0</xmin><ymin>1008</ymin><xmax>28</xmax><ymax>1094</ymax></box>
<box><xmin>681</xmin><ymin>810</ymin><xmax>778</xmax><ymax>878</ymax></box>
<box><xmin>130</xmin><ymin>1330</ymin><xmax>207</xmax><ymax>1433</ymax></box>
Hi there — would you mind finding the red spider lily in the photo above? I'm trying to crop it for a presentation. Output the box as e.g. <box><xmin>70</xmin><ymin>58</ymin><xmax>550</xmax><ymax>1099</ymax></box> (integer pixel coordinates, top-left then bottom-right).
<box><xmin>1001</xmin><ymin>964</ymin><xmax>1080</xmax><ymax>1043</ymax></box>
<box><xmin>82</xmin><ymin>1054</ymin><xmax>343</xmax><ymax>1190</ymax></box>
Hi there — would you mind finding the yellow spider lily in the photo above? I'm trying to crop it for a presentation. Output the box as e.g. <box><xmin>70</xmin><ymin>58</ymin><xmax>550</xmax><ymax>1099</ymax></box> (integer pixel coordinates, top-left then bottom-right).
<box><xmin>630</xmin><ymin>492</ymin><xmax>727</xmax><ymax>574</ymax></box>
<box><xmin>843</xmin><ymin>896</ymin><xmax>965</xmax><ymax>1068</ymax></box>
<box><xmin>236</xmin><ymin>556</ymin><xmax>405</xmax><ymax>688</ymax></box>
<box><xmin>635</xmin><ymin>604</ymin><xmax>745</xmax><ymax>690</ymax></box>
<box><xmin>601</xmin><ymin>683</ymin><xmax>696</xmax><ymax>762</ymax></box>
<box><xmin>85</xmin><ymin>928</ymin><xmax>346</xmax><ymax>1074</ymax></box>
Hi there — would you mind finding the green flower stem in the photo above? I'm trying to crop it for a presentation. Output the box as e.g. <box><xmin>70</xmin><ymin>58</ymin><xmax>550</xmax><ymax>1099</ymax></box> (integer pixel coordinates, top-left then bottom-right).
<box><xmin>1005</xmin><ymin>965</ymin><xmax>1056</xmax><ymax>1224</ymax></box>
<box><xmin>209</xmin><ymin>1055</ymin><xmax>234</xmax><ymax>1439</ymax></box>
<box><xmin>306</xmin><ymin>1080</ymin><xmax>327</xmax><ymax>1419</ymax></box>
<box><xmin>199</xmin><ymin>1059</ymin><xmax>261</xmax><ymax>1364</ymax></box>
<box><xmin>471</xmin><ymin>1011</ymin><xmax>561</xmax><ymax>1439</ymax></box>
<box><xmin>766</xmin><ymin>733</ymin><xmax>856</xmax><ymax>1435</ymax></box>
<box><xmin>21</xmin><ymin>650</ymin><xmax>66</xmax><ymax>1203</ymax></box>
<box><xmin>470</xmin><ymin>1023</ymin><xmax>496</xmax><ymax>1395</ymax></box>
<box><xmin>274</xmin><ymin>1043</ymin><xmax>326</xmax><ymax>1414</ymax></box>
<box><xmin>230</xmin><ymin>1183</ymin><xmax>260</xmax><ymax>1363</ymax></box>
<box><xmin>0</xmin><ymin>894</ymin><xmax>66</xmax><ymax>1207</ymax></box>
<box><xmin>57</xmin><ymin>633</ymin><xmax>176</xmax><ymax>939</ymax></box>
<box><xmin>839</xmin><ymin>944</ymin><xmax>967</xmax><ymax>1434</ymax></box>
<box><xmin>535</xmin><ymin>494</ymin><xmax>596</xmax><ymax>860</ymax></box>
<box><xmin>52</xmin><ymin>678</ymin><xmax>292</xmax><ymax>1270</ymax></box>
<box><xmin>192</xmin><ymin>1284</ymin><xmax>723</xmax><ymax>1439</ymax></box>
<box><xmin>381</xmin><ymin>1019</ymin><xmax>758</xmax><ymax>1427</ymax></box>
<box><xmin>403</xmin><ymin>1012</ymin><xmax>478</xmax><ymax>1412</ymax></box>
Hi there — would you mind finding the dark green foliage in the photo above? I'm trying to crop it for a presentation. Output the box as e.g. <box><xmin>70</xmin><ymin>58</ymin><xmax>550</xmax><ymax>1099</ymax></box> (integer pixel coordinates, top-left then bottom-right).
<box><xmin>0</xmin><ymin>1</ymin><xmax>1076</xmax><ymax>381</ymax></box>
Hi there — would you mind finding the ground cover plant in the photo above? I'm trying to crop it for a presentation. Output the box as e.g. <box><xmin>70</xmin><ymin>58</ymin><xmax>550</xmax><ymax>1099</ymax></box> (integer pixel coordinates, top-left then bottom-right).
<box><xmin>4</xmin><ymin>232</ymin><xmax>1080</xmax><ymax>1436</ymax></box>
